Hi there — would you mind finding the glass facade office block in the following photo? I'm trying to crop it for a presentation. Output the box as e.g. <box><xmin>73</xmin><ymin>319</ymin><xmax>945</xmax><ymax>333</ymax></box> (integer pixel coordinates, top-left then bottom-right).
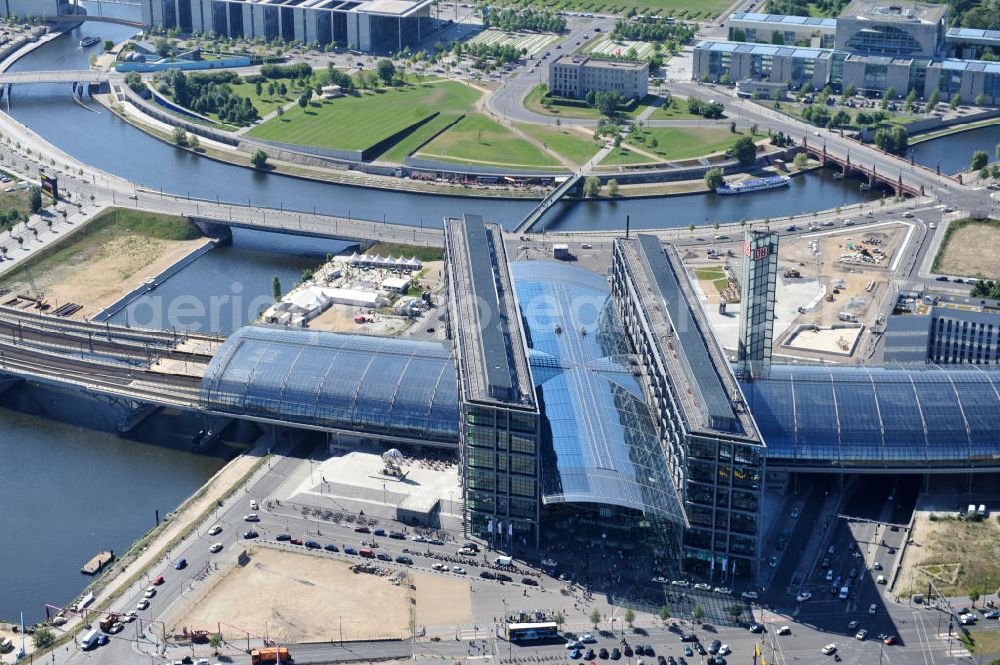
<box><xmin>845</xmin><ymin>26</ymin><xmax>924</xmax><ymax>57</ymax></box>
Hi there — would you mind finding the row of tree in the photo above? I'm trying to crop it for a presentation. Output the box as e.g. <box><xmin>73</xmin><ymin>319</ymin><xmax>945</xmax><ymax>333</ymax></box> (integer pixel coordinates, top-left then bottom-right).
<box><xmin>610</xmin><ymin>17</ymin><xmax>696</xmax><ymax>44</ymax></box>
<box><xmin>686</xmin><ymin>97</ymin><xmax>725</xmax><ymax>119</ymax></box>
<box><xmin>462</xmin><ymin>41</ymin><xmax>526</xmax><ymax>67</ymax></box>
<box><xmin>482</xmin><ymin>8</ymin><xmax>565</xmax><ymax>32</ymax></box>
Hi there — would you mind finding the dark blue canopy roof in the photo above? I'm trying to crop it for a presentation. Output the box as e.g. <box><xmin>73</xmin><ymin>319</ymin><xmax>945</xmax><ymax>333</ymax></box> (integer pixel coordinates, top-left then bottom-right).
<box><xmin>740</xmin><ymin>364</ymin><xmax>1000</xmax><ymax>469</ymax></box>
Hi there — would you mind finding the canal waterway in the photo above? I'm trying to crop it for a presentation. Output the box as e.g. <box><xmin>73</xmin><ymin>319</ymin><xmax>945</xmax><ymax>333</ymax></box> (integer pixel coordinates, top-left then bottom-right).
<box><xmin>106</xmin><ymin>228</ymin><xmax>351</xmax><ymax>335</ymax></box>
<box><xmin>6</xmin><ymin>3</ymin><xmax>879</xmax><ymax>232</ymax></box>
<box><xmin>0</xmin><ymin>398</ymin><xmax>226</xmax><ymax>623</ymax></box>
<box><xmin>908</xmin><ymin>122</ymin><xmax>1000</xmax><ymax>175</ymax></box>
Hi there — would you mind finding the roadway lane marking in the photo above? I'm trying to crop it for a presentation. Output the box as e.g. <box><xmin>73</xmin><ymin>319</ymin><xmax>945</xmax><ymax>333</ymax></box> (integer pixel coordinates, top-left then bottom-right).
<box><xmin>801</xmin><ymin>220</ymin><xmax>908</xmax><ymax>240</ymax></box>
<box><xmin>890</xmin><ymin>221</ymin><xmax>917</xmax><ymax>272</ymax></box>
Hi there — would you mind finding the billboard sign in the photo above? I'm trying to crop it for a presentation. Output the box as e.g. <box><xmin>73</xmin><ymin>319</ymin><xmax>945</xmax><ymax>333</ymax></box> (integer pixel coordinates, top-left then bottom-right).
<box><xmin>40</xmin><ymin>174</ymin><xmax>58</xmax><ymax>200</ymax></box>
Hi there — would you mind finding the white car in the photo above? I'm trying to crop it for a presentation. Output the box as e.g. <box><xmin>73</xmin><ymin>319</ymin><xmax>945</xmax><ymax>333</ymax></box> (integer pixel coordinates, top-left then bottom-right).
<box><xmin>796</xmin><ymin>592</ymin><xmax>812</xmax><ymax>602</ymax></box>
<box><xmin>412</xmin><ymin>534</ymin><xmax>426</xmax><ymax>542</ymax></box>
<box><xmin>581</xmin><ymin>633</ymin><xmax>597</xmax><ymax>643</ymax></box>
<box><xmin>777</xmin><ymin>626</ymin><xmax>791</xmax><ymax>635</ymax></box>
<box><xmin>243</xmin><ymin>513</ymin><xmax>259</xmax><ymax>522</ymax></box>
<box><xmin>210</xmin><ymin>542</ymin><xmax>223</xmax><ymax>553</ymax></box>
<box><xmin>821</xmin><ymin>644</ymin><xmax>837</xmax><ymax>655</ymax></box>
<box><xmin>250</xmin><ymin>500</ymin><xmax>259</xmax><ymax>510</ymax></box>
<box><xmin>136</xmin><ymin>599</ymin><xmax>149</xmax><ymax>611</ymax></box>
<box><xmin>719</xmin><ymin>644</ymin><xmax>730</xmax><ymax>655</ymax></box>
<box><xmin>144</xmin><ymin>586</ymin><xmax>156</xmax><ymax>598</ymax></box>
<box><xmin>208</xmin><ymin>525</ymin><xmax>222</xmax><ymax>536</ymax></box>
<box><xmin>451</xmin><ymin>566</ymin><xmax>466</xmax><ymax>574</ymax></box>
<box><xmin>856</xmin><ymin>629</ymin><xmax>868</xmax><ymax>641</ymax></box>
<box><xmin>868</xmin><ymin>603</ymin><xmax>878</xmax><ymax>615</ymax></box>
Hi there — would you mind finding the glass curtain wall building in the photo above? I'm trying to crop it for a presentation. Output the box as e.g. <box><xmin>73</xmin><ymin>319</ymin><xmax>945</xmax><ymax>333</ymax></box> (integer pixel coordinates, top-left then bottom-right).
<box><xmin>445</xmin><ymin>214</ymin><xmax>540</xmax><ymax>549</ymax></box>
<box><xmin>611</xmin><ymin>235</ymin><xmax>765</xmax><ymax>581</ymax></box>
<box><xmin>737</xmin><ymin>230</ymin><xmax>779</xmax><ymax>380</ymax></box>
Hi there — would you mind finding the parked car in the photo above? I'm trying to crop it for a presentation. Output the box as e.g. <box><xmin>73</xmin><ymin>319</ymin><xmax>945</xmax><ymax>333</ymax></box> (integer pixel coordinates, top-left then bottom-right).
<box><xmin>276</xmin><ymin>534</ymin><xmax>292</xmax><ymax>542</ymax></box>
<box><xmin>324</xmin><ymin>544</ymin><xmax>339</xmax><ymax>552</ymax></box>
<box><xmin>174</xmin><ymin>559</ymin><xmax>187</xmax><ymax>570</ymax></box>
<box><xmin>209</xmin><ymin>542</ymin><xmax>223</xmax><ymax>553</ymax></box>
<box><xmin>208</xmin><ymin>525</ymin><xmax>222</xmax><ymax>536</ymax></box>
<box><xmin>304</xmin><ymin>540</ymin><xmax>321</xmax><ymax>550</ymax></box>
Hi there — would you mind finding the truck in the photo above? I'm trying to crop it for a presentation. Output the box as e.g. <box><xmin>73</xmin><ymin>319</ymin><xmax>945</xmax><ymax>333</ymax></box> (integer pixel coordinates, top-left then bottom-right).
<box><xmin>98</xmin><ymin>613</ymin><xmax>119</xmax><ymax>633</ymax></box>
<box><xmin>78</xmin><ymin>628</ymin><xmax>100</xmax><ymax>651</ymax></box>
<box><xmin>837</xmin><ymin>312</ymin><xmax>858</xmax><ymax>322</ymax></box>
<box><xmin>251</xmin><ymin>647</ymin><xmax>292</xmax><ymax>664</ymax></box>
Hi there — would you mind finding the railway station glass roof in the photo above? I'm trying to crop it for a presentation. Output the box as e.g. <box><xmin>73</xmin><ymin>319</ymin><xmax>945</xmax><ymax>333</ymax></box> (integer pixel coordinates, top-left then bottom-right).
<box><xmin>510</xmin><ymin>261</ymin><xmax>686</xmax><ymax>525</ymax></box>
<box><xmin>200</xmin><ymin>326</ymin><xmax>459</xmax><ymax>443</ymax></box>
<box><xmin>739</xmin><ymin>364</ymin><xmax>1000</xmax><ymax>468</ymax></box>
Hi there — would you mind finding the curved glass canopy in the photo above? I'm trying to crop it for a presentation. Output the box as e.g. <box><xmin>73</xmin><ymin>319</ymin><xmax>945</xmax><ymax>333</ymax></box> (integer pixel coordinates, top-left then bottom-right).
<box><xmin>739</xmin><ymin>364</ymin><xmax>1000</xmax><ymax>468</ymax></box>
<box><xmin>200</xmin><ymin>326</ymin><xmax>459</xmax><ymax>443</ymax></box>
<box><xmin>511</xmin><ymin>260</ymin><xmax>686</xmax><ymax>524</ymax></box>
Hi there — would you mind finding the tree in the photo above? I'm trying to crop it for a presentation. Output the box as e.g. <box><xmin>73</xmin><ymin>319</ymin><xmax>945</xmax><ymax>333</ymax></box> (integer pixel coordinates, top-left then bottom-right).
<box><xmin>188</xmin><ymin>134</ymin><xmax>200</xmax><ymax>151</ymax></box>
<box><xmin>730</xmin><ymin>135</ymin><xmax>757</xmax><ymax>166</ymax></box>
<box><xmin>659</xmin><ymin>606</ymin><xmax>670</xmax><ymax>623</ymax></box>
<box><xmin>607</xmin><ymin>179</ymin><xmax>620</xmax><ymax>197</ymax></box>
<box><xmin>171</xmin><ymin>126</ymin><xmax>188</xmax><ymax>147</ymax></box>
<box><xmin>154</xmin><ymin>36</ymin><xmax>171</xmax><ymax>58</ymax></box>
<box><xmin>730</xmin><ymin>120</ymin><xmax>737</xmax><ymax>133</ymax></box>
<box><xmin>996</xmin><ymin>142</ymin><xmax>1000</xmax><ymax>160</ymax></box>
<box><xmin>28</xmin><ymin>186</ymin><xmax>42</xmax><ymax>214</ymax></box>
<box><xmin>705</xmin><ymin>167</ymin><xmax>724</xmax><ymax>190</ymax></box>
<box><xmin>624</xmin><ymin>608</ymin><xmax>635</xmax><ymax>628</ymax></box>
<box><xmin>951</xmin><ymin>93</ymin><xmax>961</xmax><ymax>110</ymax></box>
<box><xmin>927</xmin><ymin>89</ymin><xmax>940</xmax><ymax>112</ymax></box>
<box><xmin>583</xmin><ymin>176</ymin><xmax>601</xmax><ymax>198</ymax></box>
<box><xmin>972</xmin><ymin>150</ymin><xmax>989</xmax><ymax>171</ymax></box>
<box><xmin>251</xmin><ymin>149</ymin><xmax>269</xmax><ymax>169</ymax></box>
<box><xmin>553</xmin><ymin>611</ymin><xmax>565</xmax><ymax>630</ymax></box>
<box><xmin>589</xmin><ymin>608</ymin><xmax>602</xmax><ymax>629</ymax></box>
<box><xmin>209</xmin><ymin>633</ymin><xmax>223</xmax><ymax>655</ymax></box>
<box><xmin>650</xmin><ymin>136</ymin><xmax>658</xmax><ymax>149</ymax></box>
<box><xmin>874</xmin><ymin>126</ymin><xmax>908</xmax><ymax>156</ymax></box>
<box><xmin>692</xmin><ymin>605</ymin><xmax>705</xmax><ymax>624</ymax></box>
<box><xmin>976</xmin><ymin>94</ymin><xmax>986</xmax><ymax>106</ymax></box>
<box><xmin>729</xmin><ymin>603</ymin><xmax>743</xmax><ymax>621</ymax></box>
<box><xmin>272</xmin><ymin>276</ymin><xmax>282</xmax><ymax>302</ymax></box>
<box><xmin>255</xmin><ymin>80</ymin><xmax>263</xmax><ymax>97</ymax></box>
<box><xmin>594</xmin><ymin>91</ymin><xmax>624</xmax><ymax>117</ymax></box>
<box><xmin>377</xmin><ymin>58</ymin><xmax>396</xmax><ymax>86</ymax></box>
<box><xmin>793</xmin><ymin>152</ymin><xmax>809</xmax><ymax>169</ymax></box>
<box><xmin>102</xmin><ymin>39</ymin><xmax>114</xmax><ymax>52</ymax></box>
<box><xmin>298</xmin><ymin>89</ymin><xmax>311</xmax><ymax>108</ymax></box>
<box><xmin>33</xmin><ymin>627</ymin><xmax>55</xmax><ymax>649</ymax></box>
<box><xmin>970</xmin><ymin>588</ymin><xmax>982</xmax><ymax>607</ymax></box>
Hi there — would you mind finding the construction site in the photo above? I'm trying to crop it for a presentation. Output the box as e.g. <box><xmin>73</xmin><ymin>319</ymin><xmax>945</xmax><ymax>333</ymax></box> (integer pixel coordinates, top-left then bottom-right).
<box><xmin>685</xmin><ymin>222</ymin><xmax>911</xmax><ymax>362</ymax></box>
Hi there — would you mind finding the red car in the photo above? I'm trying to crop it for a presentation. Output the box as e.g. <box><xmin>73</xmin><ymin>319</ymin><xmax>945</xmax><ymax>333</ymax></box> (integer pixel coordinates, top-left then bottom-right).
<box><xmin>883</xmin><ymin>636</ymin><xmax>897</xmax><ymax>646</ymax></box>
<box><xmin>290</xmin><ymin>538</ymin><xmax>303</xmax><ymax>546</ymax></box>
<box><xmin>153</xmin><ymin>575</ymin><xmax>165</xmax><ymax>586</ymax></box>
<box><xmin>359</xmin><ymin>548</ymin><xmax>375</xmax><ymax>558</ymax></box>
<box><xmin>354</xmin><ymin>526</ymin><xmax>371</xmax><ymax>533</ymax></box>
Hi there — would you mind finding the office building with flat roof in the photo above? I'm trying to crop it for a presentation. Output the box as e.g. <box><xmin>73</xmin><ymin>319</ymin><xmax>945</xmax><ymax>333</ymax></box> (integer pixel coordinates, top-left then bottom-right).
<box><xmin>139</xmin><ymin>0</ymin><xmax>434</xmax><ymax>54</ymax></box>
<box><xmin>727</xmin><ymin>12</ymin><xmax>836</xmax><ymax>48</ymax></box>
<box><xmin>444</xmin><ymin>214</ymin><xmax>541</xmax><ymax>548</ymax></box>
<box><xmin>702</xmin><ymin>0</ymin><xmax>1000</xmax><ymax>102</ymax></box>
<box><xmin>612</xmin><ymin>235</ymin><xmax>765</xmax><ymax>581</ymax></box>
<box><xmin>548</xmin><ymin>54</ymin><xmax>648</xmax><ymax>101</ymax></box>
<box><xmin>884</xmin><ymin>290</ymin><xmax>1000</xmax><ymax>365</ymax></box>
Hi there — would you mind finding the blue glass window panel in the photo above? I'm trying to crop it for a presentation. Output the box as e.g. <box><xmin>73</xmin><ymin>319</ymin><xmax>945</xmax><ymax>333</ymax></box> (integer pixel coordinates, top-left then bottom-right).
<box><xmin>832</xmin><ymin>377</ymin><xmax>883</xmax><ymax>458</ymax></box>
<box><xmin>871</xmin><ymin>378</ymin><xmax>926</xmax><ymax>462</ymax></box>
<box><xmin>912</xmin><ymin>378</ymin><xmax>968</xmax><ymax>460</ymax></box>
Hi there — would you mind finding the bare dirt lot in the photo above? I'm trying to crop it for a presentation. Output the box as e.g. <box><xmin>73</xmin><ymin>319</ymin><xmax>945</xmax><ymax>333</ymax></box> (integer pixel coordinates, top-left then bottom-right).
<box><xmin>171</xmin><ymin>546</ymin><xmax>472</xmax><ymax>642</ymax></box>
<box><xmin>898</xmin><ymin>511</ymin><xmax>1000</xmax><ymax>598</ymax></box>
<box><xmin>935</xmin><ymin>221</ymin><xmax>1000</xmax><ymax>279</ymax></box>
<box><xmin>172</xmin><ymin>547</ymin><xmax>411</xmax><ymax>643</ymax></box>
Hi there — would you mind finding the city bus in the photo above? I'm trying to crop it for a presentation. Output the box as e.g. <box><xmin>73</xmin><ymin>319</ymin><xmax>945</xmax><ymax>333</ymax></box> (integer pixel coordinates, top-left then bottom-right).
<box><xmin>507</xmin><ymin>621</ymin><xmax>559</xmax><ymax>642</ymax></box>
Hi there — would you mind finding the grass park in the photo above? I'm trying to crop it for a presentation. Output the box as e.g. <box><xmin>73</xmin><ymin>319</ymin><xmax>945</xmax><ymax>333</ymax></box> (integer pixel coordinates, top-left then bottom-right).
<box><xmin>416</xmin><ymin>114</ymin><xmax>563</xmax><ymax>169</ymax></box>
<box><xmin>466</xmin><ymin>29</ymin><xmax>560</xmax><ymax>57</ymax></box>
<box><xmin>933</xmin><ymin>218</ymin><xmax>1000</xmax><ymax>279</ymax></box>
<box><xmin>652</xmin><ymin>96</ymin><xmax>715</xmax><ymax>120</ymax></box>
<box><xmin>515</xmin><ymin>123</ymin><xmax>603</xmax><ymax>166</ymax></box>
<box><xmin>601</xmin><ymin>127</ymin><xmax>765</xmax><ymax>166</ymax></box>
<box><xmin>524</xmin><ymin>84</ymin><xmax>656</xmax><ymax>120</ymax></box>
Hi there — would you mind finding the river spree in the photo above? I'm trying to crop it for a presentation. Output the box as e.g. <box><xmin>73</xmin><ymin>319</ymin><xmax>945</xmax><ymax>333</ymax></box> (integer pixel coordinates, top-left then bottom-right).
<box><xmin>908</xmin><ymin>123</ymin><xmax>1000</xmax><ymax>175</ymax></box>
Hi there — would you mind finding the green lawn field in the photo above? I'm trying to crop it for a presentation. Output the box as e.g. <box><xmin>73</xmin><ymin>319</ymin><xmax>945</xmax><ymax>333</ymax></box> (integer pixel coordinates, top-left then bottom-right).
<box><xmin>524</xmin><ymin>84</ymin><xmax>658</xmax><ymax>120</ymax></box>
<box><xmin>248</xmin><ymin>81</ymin><xmax>481</xmax><ymax>152</ymax></box>
<box><xmin>417</xmin><ymin>115</ymin><xmax>563</xmax><ymax>169</ymax></box>
<box><xmin>602</xmin><ymin>127</ymin><xmax>764</xmax><ymax>165</ymax></box>
<box><xmin>652</xmin><ymin>96</ymin><xmax>712</xmax><ymax>120</ymax></box>
<box><xmin>514</xmin><ymin>123</ymin><xmax>602</xmax><ymax>166</ymax></box>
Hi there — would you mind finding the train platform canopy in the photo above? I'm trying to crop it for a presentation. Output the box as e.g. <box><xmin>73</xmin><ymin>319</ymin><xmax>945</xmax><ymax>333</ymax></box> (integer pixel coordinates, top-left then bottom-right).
<box><xmin>739</xmin><ymin>364</ymin><xmax>1000</xmax><ymax>470</ymax></box>
<box><xmin>199</xmin><ymin>326</ymin><xmax>459</xmax><ymax>445</ymax></box>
